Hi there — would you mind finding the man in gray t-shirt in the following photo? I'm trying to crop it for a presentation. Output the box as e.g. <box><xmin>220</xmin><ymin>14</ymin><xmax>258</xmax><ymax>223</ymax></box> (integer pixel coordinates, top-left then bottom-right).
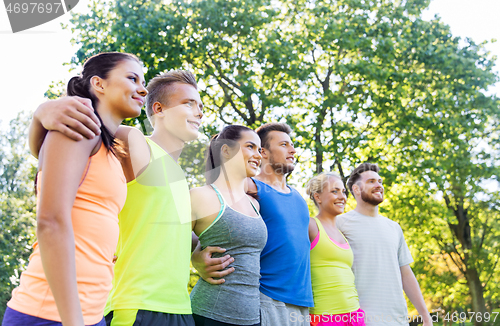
<box><xmin>336</xmin><ymin>163</ymin><xmax>433</xmax><ymax>326</ymax></box>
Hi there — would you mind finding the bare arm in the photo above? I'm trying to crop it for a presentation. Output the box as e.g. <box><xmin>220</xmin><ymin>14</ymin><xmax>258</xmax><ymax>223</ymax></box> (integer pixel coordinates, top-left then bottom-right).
<box><xmin>308</xmin><ymin>217</ymin><xmax>319</xmax><ymax>243</ymax></box>
<box><xmin>29</xmin><ymin>97</ymin><xmax>101</xmax><ymax>158</ymax></box>
<box><xmin>37</xmin><ymin>131</ymin><xmax>99</xmax><ymax>326</ymax></box>
<box><xmin>114</xmin><ymin>126</ymin><xmax>149</xmax><ymax>183</ymax></box>
<box><xmin>401</xmin><ymin>264</ymin><xmax>433</xmax><ymax>326</ymax></box>
<box><xmin>192</xmin><ymin>232</ymin><xmax>199</xmax><ymax>253</ymax></box>
<box><xmin>190</xmin><ymin>187</ymin><xmax>235</xmax><ymax>284</ymax></box>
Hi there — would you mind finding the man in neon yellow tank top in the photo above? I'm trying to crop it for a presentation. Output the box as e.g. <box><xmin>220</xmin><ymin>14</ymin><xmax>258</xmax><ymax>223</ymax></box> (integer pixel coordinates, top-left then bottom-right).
<box><xmin>29</xmin><ymin>71</ymin><xmax>231</xmax><ymax>326</ymax></box>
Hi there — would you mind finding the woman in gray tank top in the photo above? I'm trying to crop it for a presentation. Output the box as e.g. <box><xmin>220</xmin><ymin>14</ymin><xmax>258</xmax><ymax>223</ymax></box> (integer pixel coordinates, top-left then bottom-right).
<box><xmin>190</xmin><ymin>125</ymin><xmax>268</xmax><ymax>326</ymax></box>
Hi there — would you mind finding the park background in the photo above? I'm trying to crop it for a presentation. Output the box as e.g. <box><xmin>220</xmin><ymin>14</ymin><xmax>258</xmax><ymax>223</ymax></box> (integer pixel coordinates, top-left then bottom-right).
<box><xmin>0</xmin><ymin>0</ymin><xmax>499</xmax><ymax>325</ymax></box>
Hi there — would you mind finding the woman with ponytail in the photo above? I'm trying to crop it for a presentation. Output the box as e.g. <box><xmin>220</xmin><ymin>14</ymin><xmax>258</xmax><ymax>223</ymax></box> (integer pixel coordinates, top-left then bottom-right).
<box><xmin>190</xmin><ymin>125</ymin><xmax>267</xmax><ymax>326</ymax></box>
<box><xmin>3</xmin><ymin>52</ymin><xmax>147</xmax><ymax>326</ymax></box>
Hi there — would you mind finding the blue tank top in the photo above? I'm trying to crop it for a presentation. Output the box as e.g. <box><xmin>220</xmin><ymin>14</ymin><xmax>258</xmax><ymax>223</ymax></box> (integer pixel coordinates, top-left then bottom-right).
<box><xmin>252</xmin><ymin>178</ymin><xmax>314</xmax><ymax>307</ymax></box>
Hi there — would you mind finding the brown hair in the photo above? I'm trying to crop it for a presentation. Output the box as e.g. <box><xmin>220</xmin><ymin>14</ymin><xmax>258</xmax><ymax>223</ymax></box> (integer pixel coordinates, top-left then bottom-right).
<box><xmin>205</xmin><ymin>125</ymin><xmax>254</xmax><ymax>185</ymax></box>
<box><xmin>346</xmin><ymin>163</ymin><xmax>380</xmax><ymax>194</ymax></box>
<box><xmin>67</xmin><ymin>52</ymin><xmax>140</xmax><ymax>155</ymax></box>
<box><xmin>255</xmin><ymin>122</ymin><xmax>292</xmax><ymax>149</ymax></box>
<box><xmin>145</xmin><ymin>70</ymin><xmax>198</xmax><ymax>126</ymax></box>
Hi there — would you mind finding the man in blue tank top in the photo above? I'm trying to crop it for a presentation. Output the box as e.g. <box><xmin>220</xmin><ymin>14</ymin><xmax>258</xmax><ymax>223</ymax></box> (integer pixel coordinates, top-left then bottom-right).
<box><xmin>193</xmin><ymin>123</ymin><xmax>313</xmax><ymax>326</ymax></box>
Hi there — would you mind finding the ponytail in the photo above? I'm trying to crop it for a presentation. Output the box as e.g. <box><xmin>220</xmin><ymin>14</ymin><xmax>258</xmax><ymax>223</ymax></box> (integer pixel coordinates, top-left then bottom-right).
<box><xmin>67</xmin><ymin>76</ymin><xmax>92</xmax><ymax>99</ymax></box>
<box><xmin>205</xmin><ymin>134</ymin><xmax>224</xmax><ymax>185</ymax></box>
<box><xmin>66</xmin><ymin>52</ymin><xmax>140</xmax><ymax>156</ymax></box>
<box><xmin>204</xmin><ymin>125</ymin><xmax>254</xmax><ymax>186</ymax></box>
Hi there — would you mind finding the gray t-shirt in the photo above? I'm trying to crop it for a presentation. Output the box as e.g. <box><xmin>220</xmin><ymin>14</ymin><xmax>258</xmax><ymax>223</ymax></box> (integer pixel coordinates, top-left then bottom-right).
<box><xmin>336</xmin><ymin>210</ymin><xmax>413</xmax><ymax>326</ymax></box>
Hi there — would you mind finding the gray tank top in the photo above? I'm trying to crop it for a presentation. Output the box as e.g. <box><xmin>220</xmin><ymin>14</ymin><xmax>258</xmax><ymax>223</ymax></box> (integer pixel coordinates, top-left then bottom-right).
<box><xmin>190</xmin><ymin>184</ymin><xmax>268</xmax><ymax>325</ymax></box>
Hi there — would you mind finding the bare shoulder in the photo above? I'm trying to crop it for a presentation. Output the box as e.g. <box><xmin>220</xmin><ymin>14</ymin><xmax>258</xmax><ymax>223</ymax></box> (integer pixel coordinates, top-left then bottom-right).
<box><xmin>44</xmin><ymin>130</ymin><xmax>99</xmax><ymax>155</ymax></box>
<box><xmin>308</xmin><ymin>217</ymin><xmax>319</xmax><ymax>242</ymax></box>
<box><xmin>190</xmin><ymin>185</ymin><xmax>222</xmax><ymax>231</ymax></box>
<box><xmin>309</xmin><ymin>217</ymin><xmax>318</xmax><ymax>229</ymax></box>
<box><xmin>115</xmin><ymin>126</ymin><xmax>150</xmax><ymax>179</ymax></box>
<box><xmin>128</xmin><ymin>129</ymin><xmax>149</xmax><ymax>158</ymax></box>
<box><xmin>190</xmin><ymin>185</ymin><xmax>215</xmax><ymax>203</ymax></box>
<box><xmin>39</xmin><ymin>131</ymin><xmax>99</xmax><ymax>177</ymax></box>
<box><xmin>37</xmin><ymin>131</ymin><xmax>101</xmax><ymax>217</ymax></box>
<box><xmin>116</xmin><ymin>126</ymin><xmax>146</xmax><ymax>147</ymax></box>
<box><xmin>115</xmin><ymin>125</ymin><xmax>135</xmax><ymax>142</ymax></box>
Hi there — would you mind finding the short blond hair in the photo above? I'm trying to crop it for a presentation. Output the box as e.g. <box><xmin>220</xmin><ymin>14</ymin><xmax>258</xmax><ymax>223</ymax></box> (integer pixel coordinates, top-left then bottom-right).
<box><xmin>305</xmin><ymin>172</ymin><xmax>342</xmax><ymax>207</ymax></box>
<box><xmin>145</xmin><ymin>70</ymin><xmax>198</xmax><ymax>126</ymax></box>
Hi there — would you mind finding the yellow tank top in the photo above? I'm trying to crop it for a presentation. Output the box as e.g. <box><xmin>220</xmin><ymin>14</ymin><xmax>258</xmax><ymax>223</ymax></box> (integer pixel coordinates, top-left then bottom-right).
<box><xmin>104</xmin><ymin>137</ymin><xmax>192</xmax><ymax>315</ymax></box>
<box><xmin>309</xmin><ymin>217</ymin><xmax>360</xmax><ymax>315</ymax></box>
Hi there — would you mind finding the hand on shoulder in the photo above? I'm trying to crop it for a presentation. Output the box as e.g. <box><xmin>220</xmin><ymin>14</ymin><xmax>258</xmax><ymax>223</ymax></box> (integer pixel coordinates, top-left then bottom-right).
<box><xmin>29</xmin><ymin>96</ymin><xmax>101</xmax><ymax>158</ymax></box>
<box><xmin>42</xmin><ymin>130</ymin><xmax>100</xmax><ymax>159</ymax></box>
<box><xmin>36</xmin><ymin>96</ymin><xmax>101</xmax><ymax>141</ymax></box>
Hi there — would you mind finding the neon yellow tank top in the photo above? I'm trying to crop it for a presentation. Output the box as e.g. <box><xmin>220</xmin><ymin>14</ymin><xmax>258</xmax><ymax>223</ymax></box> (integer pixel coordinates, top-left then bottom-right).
<box><xmin>309</xmin><ymin>217</ymin><xmax>360</xmax><ymax>315</ymax></box>
<box><xmin>104</xmin><ymin>137</ymin><xmax>192</xmax><ymax>314</ymax></box>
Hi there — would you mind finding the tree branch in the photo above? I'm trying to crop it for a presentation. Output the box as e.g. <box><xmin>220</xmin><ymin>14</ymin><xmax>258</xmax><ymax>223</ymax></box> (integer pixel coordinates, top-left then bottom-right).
<box><xmin>205</xmin><ymin>58</ymin><xmax>242</xmax><ymax>92</ymax></box>
<box><xmin>223</xmin><ymin>86</ymin><xmax>250</xmax><ymax>124</ymax></box>
<box><xmin>483</xmin><ymin>255</ymin><xmax>499</xmax><ymax>288</ymax></box>
<box><xmin>433</xmin><ymin>234</ymin><xmax>466</xmax><ymax>276</ymax></box>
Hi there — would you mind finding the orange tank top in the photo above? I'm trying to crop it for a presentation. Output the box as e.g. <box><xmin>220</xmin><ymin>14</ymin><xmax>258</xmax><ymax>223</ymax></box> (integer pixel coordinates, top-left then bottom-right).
<box><xmin>8</xmin><ymin>143</ymin><xmax>127</xmax><ymax>325</ymax></box>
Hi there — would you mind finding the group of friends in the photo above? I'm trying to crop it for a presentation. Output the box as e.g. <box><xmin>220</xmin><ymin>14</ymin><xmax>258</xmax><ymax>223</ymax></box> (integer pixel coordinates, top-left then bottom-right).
<box><xmin>2</xmin><ymin>52</ymin><xmax>433</xmax><ymax>326</ymax></box>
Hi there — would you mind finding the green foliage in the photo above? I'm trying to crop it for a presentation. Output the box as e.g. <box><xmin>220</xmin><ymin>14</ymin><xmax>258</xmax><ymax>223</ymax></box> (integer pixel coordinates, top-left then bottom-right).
<box><xmin>188</xmin><ymin>263</ymin><xmax>200</xmax><ymax>294</ymax></box>
<box><xmin>44</xmin><ymin>80</ymin><xmax>66</xmax><ymax>99</ymax></box>
<box><xmin>0</xmin><ymin>113</ymin><xmax>37</xmax><ymax>320</ymax></box>
<box><xmin>49</xmin><ymin>0</ymin><xmax>500</xmax><ymax>318</ymax></box>
<box><xmin>178</xmin><ymin>138</ymin><xmax>210</xmax><ymax>188</ymax></box>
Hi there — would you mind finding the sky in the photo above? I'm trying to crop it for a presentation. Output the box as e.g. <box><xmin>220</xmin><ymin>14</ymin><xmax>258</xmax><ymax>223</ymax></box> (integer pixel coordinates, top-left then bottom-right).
<box><xmin>0</xmin><ymin>0</ymin><xmax>499</xmax><ymax>129</ymax></box>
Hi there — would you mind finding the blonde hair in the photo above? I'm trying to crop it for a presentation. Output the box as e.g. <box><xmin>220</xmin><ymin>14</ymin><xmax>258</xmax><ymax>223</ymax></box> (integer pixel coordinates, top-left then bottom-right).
<box><xmin>305</xmin><ymin>172</ymin><xmax>342</xmax><ymax>207</ymax></box>
<box><xmin>145</xmin><ymin>70</ymin><xmax>198</xmax><ymax>126</ymax></box>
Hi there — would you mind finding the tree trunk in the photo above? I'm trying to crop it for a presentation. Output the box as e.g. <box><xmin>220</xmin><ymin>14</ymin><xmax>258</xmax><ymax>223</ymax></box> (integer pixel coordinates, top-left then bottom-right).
<box><xmin>315</xmin><ymin>142</ymin><xmax>323</xmax><ymax>173</ymax></box>
<box><xmin>445</xmin><ymin>197</ymin><xmax>487</xmax><ymax>326</ymax></box>
<box><xmin>314</xmin><ymin>111</ymin><xmax>326</xmax><ymax>174</ymax></box>
<box><xmin>314</xmin><ymin>71</ymin><xmax>332</xmax><ymax>175</ymax></box>
<box><xmin>466</xmin><ymin>267</ymin><xmax>486</xmax><ymax>326</ymax></box>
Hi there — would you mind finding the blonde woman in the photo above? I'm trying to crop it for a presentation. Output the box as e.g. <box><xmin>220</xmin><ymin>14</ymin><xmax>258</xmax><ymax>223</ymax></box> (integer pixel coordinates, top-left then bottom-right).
<box><xmin>306</xmin><ymin>173</ymin><xmax>365</xmax><ymax>326</ymax></box>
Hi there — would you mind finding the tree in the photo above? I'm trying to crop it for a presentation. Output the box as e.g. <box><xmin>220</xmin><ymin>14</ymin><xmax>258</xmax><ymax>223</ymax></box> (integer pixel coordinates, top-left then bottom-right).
<box><xmin>0</xmin><ymin>113</ymin><xmax>37</xmax><ymax>321</ymax></box>
<box><xmin>292</xmin><ymin>4</ymin><xmax>500</xmax><ymax>320</ymax></box>
<box><xmin>385</xmin><ymin>22</ymin><xmax>500</xmax><ymax>325</ymax></box>
<box><xmin>380</xmin><ymin>27</ymin><xmax>500</xmax><ymax>319</ymax></box>
<box><xmin>68</xmin><ymin>0</ymin><xmax>306</xmax><ymax>130</ymax></box>
<box><xmin>63</xmin><ymin>0</ymin><xmax>500</xmax><ymax>320</ymax></box>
